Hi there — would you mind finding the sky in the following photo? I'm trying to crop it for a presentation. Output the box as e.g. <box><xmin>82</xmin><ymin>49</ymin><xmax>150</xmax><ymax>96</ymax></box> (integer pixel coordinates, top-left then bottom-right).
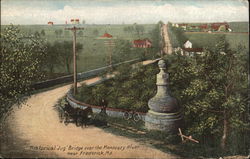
<box><xmin>1</xmin><ymin>0</ymin><xmax>249</xmax><ymax>25</ymax></box>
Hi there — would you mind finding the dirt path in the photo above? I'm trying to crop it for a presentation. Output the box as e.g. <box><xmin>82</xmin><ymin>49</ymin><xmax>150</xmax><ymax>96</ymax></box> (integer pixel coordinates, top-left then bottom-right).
<box><xmin>162</xmin><ymin>24</ymin><xmax>173</xmax><ymax>55</ymax></box>
<box><xmin>1</xmin><ymin>60</ymin><xmax>179</xmax><ymax>158</ymax></box>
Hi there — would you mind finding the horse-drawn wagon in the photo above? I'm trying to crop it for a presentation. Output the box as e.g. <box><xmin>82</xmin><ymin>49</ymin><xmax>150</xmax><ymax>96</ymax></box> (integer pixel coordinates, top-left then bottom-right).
<box><xmin>59</xmin><ymin>102</ymin><xmax>93</xmax><ymax>127</ymax></box>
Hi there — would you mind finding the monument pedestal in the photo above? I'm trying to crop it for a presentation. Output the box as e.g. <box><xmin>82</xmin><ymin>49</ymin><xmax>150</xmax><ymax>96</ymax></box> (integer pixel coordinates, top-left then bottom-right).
<box><xmin>145</xmin><ymin>60</ymin><xmax>183</xmax><ymax>133</ymax></box>
<box><xmin>145</xmin><ymin>110</ymin><xmax>182</xmax><ymax>133</ymax></box>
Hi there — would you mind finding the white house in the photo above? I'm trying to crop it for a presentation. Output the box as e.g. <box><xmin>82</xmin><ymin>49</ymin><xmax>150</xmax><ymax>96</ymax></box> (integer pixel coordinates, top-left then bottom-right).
<box><xmin>184</xmin><ymin>40</ymin><xmax>192</xmax><ymax>48</ymax></box>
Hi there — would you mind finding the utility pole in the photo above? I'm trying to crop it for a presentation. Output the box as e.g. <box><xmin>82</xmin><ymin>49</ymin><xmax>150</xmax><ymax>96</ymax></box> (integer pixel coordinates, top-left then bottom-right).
<box><xmin>65</xmin><ymin>25</ymin><xmax>84</xmax><ymax>95</ymax></box>
<box><xmin>104</xmin><ymin>39</ymin><xmax>115</xmax><ymax>66</ymax></box>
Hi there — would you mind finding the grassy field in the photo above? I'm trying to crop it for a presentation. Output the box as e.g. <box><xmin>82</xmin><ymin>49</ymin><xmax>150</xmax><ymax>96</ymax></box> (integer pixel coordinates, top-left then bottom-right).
<box><xmin>184</xmin><ymin>32</ymin><xmax>249</xmax><ymax>51</ymax></box>
<box><xmin>2</xmin><ymin>24</ymin><xmax>156</xmax><ymax>74</ymax></box>
<box><xmin>228</xmin><ymin>22</ymin><xmax>249</xmax><ymax>32</ymax></box>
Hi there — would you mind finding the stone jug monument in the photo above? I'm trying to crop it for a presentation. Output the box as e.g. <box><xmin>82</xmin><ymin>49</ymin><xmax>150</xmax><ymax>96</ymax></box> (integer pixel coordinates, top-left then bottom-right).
<box><xmin>145</xmin><ymin>60</ymin><xmax>182</xmax><ymax>133</ymax></box>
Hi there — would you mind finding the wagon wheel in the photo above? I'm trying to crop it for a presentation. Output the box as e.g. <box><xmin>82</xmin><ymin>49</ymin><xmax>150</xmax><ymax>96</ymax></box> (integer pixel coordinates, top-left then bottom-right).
<box><xmin>133</xmin><ymin>113</ymin><xmax>141</xmax><ymax>122</ymax></box>
<box><xmin>123</xmin><ymin>111</ymin><xmax>130</xmax><ymax>120</ymax></box>
<box><xmin>76</xmin><ymin>117</ymin><xmax>83</xmax><ymax>127</ymax></box>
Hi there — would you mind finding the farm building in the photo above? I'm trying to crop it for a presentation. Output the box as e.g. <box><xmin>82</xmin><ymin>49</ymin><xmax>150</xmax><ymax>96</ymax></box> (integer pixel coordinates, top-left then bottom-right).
<box><xmin>178</xmin><ymin>24</ymin><xmax>188</xmax><ymax>30</ymax></box>
<box><xmin>199</xmin><ymin>24</ymin><xmax>208</xmax><ymax>31</ymax></box>
<box><xmin>101</xmin><ymin>33</ymin><xmax>113</xmax><ymax>38</ymax></box>
<box><xmin>181</xmin><ymin>48</ymin><xmax>203</xmax><ymax>56</ymax></box>
<box><xmin>71</xmin><ymin>19</ymin><xmax>80</xmax><ymax>24</ymax></box>
<box><xmin>211</xmin><ymin>22</ymin><xmax>230</xmax><ymax>31</ymax></box>
<box><xmin>183</xmin><ymin>40</ymin><xmax>192</xmax><ymax>48</ymax></box>
<box><xmin>133</xmin><ymin>38</ymin><xmax>152</xmax><ymax>48</ymax></box>
<box><xmin>48</xmin><ymin>21</ymin><xmax>53</xmax><ymax>25</ymax></box>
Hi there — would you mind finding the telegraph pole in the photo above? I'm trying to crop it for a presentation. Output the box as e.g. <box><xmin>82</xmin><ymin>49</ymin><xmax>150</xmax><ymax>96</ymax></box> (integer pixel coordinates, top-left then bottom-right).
<box><xmin>65</xmin><ymin>25</ymin><xmax>84</xmax><ymax>95</ymax></box>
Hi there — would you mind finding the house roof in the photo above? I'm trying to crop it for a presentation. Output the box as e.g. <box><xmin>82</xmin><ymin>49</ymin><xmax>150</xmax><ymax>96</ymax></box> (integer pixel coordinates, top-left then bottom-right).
<box><xmin>199</xmin><ymin>24</ymin><xmax>208</xmax><ymax>29</ymax></box>
<box><xmin>179</xmin><ymin>23</ymin><xmax>188</xmax><ymax>26</ymax></box>
<box><xmin>101</xmin><ymin>33</ymin><xmax>113</xmax><ymax>38</ymax></box>
<box><xmin>182</xmin><ymin>48</ymin><xmax>203</xmax><ymax>52</ymax></box>
<box><xmin>133</xmin><ymin>38</ymin><xmax>152</xmax><ymax>45</ymax></box>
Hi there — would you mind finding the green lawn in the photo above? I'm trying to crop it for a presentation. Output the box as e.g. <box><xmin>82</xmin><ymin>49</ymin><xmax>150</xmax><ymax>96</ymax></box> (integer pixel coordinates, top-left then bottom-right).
<box><xmin>184</xmin><ymin>32</ymin><xmax>249</xmax><ymax>51</ymax></box>
<box><xmin>2</xmin><ymin>24</ymin><xmax>156</xmax><ymax>74</ymax></box>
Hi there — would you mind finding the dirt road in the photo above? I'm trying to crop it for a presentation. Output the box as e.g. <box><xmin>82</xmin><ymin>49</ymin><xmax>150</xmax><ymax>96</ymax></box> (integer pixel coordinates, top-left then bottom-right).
<box><xmin>0</xmin><ymin>60</ymin><xmax>179</xmax><ymax>158</ymax></box>
<box><xmin>162</xmin><ymin>24</ymin><xmax>173</xmax><ymax>54</ymax></box>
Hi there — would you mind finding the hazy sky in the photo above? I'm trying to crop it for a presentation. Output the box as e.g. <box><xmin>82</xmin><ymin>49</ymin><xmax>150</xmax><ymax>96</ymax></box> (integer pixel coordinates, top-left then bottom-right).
<box><xmin>1</xmin><ymin>0</ymin><xmax>249</xmax><ymax>25</ymax></box>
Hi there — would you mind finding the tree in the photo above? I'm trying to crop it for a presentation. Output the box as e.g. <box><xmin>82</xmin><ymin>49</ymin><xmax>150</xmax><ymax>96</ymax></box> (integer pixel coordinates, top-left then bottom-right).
<box><xmin>78</xmin><ymin>31</ymin><xmax>83</xmax><ymax>37</ymax></box>
<box><xmin>165</xmin><ymin>36</ymin><xmax>248</xmax><ymax>151</ymax></box>
<box><xmin>112</xmin><ymin>40</ymin><xmax>131</xmax><ymax>63</ymax></box>
<box><xmin>58</xmin><ymin>29</ymin><xmax>63</xmax><ymax>37</ymax></box>
<box><xmin>44</xmin><ymin>42</ymin><xmax>60</xmax><ymax>74</ymax></box>
<box><xmin>64</xmin><ymin>30</ymin><xmax>70</xmax><ymax>37</ymax></box>
<box><xmin>82</xmin><ymin>20</ymin><xmax>86</xmax><ymax>25</ymax></box>
<box><xmin>55</xmin><ymin>29</ymin><xmax>63</xmax><ymax>37</ymax></box>
<box><xmin>149</xmin><ymin>22</ymin><xmax>162</xmax><ymax>54</ymax></box>
<box><xmin>55</xmin><ymin>41</ymin><xmax>83</xmax><ymax>73</ymax></box>
<box><xmin>0</xmin><ymin>25</ymin><xmax>47</xmax><ymax>117</ymax></box>
<box><xmin>93</xmin><ymin>29</ymin><xmax>99</xmax><ymax>36</ymax></box>
<box><xmin>135</xmin><ymin>25</ymin><xmax>145</xmax><ymax>37</ymax></box>
<box><xmin>34</xmin><ymin>31</ymin><xmax>40</xmax><ymax>37</ymax></box>
<box><xmin>167</xmin><ymin>23</ymin><xmax>188</xmax><ymax>48</ymax></box>
<box><xmin>40</xmin><ymin>29</ymin><xmax>45</xmax><ymax>36</ymax></box>
<box><xmin>55</xmin><ymin>30</ymin><xmax>59</xmax><ymax>37</ymax></box>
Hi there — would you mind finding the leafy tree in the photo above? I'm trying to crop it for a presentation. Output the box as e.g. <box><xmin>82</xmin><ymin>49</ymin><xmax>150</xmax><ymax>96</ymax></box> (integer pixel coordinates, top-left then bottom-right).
<box><xmin>168</xmin><ymin>22</ymin><xmax>188</xmax><ymax>48</ymax></box>
<box><xmin>82</xmin><ymin>20</ymin><xmax>86</xmax><ymax>25</ymax></box>
<box><xmin>78</xmin><ymin>31</ymin><xmax>83</xmax><ymax>37</ymax></box>
<box><xmin>0</xmin><ymin>25</ymin><xmax>47</xmax><ymax>117</ymax></box>
<box><xmin>135</xmin><ymin>25</ymin><xmax>145</xmax><ymax>37</ymax></box>
<box><xmin>112</xmin><ymin>40</ymin><xmax>131</xmax><ymax>63</ymax></box>
<box><xmin>44</xmin><ymin>42</ymin><xmax>60</xmax><ymax>74</ymax></box>
<box><xmin>55</xmin><ymin>30</ymin><xmax>59</xmax><ymax>37</ymax></box>
<box><xmin>54</xmin><ymin>41</ymin><xmax>83</xmax><ymax>73</ymax></box>
<box><xmin>55</xmin><ymin>29</ymin><xmax>63</xmax><ymax>37</ymax></box>
<box><xmin>40</xmin><ymin>29</ymin><xmax>45</xmax><ymax>36</ymax></box>
<box><xmin>64</xmin><ymin>30</ymin><xmax>70</xmax><ymax>37</ymax></box>
<box><xmin>34</xmin><ymin>31</ymin><xmax>40</xmax><ymax>37</ymax></box>
<box><xmin>165</xmin><ymin>36</ymin><xmax>249</xmax><ymax>151</ymax></box>
<box><xmin>58</xmin><ymin>29</ymin><xmax>63</xmax><ymax>37</ymax></box>
<box><xmin>93</xmin><ymin>29</ymin><xmax>99</xmax><ymax>36</ymax></box>
<box><xmin>149</xmin><ymin>22</ymin><xmax>162</xmax><ymax>54</ymax></box>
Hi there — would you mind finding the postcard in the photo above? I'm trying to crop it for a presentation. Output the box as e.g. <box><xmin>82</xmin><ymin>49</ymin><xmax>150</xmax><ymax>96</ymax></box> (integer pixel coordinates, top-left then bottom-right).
<box><xmin>0</xmin><ymin>0</ymin><xmax>249</xmax><ymax>158</ymax></box>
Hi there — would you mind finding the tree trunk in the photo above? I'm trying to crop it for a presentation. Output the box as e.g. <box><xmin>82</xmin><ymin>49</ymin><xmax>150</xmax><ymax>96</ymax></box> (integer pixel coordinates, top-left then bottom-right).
<box><xmin>221</xmin><ymin>110</ymin><xmax>228</xmax><ymax>150</ymax></box>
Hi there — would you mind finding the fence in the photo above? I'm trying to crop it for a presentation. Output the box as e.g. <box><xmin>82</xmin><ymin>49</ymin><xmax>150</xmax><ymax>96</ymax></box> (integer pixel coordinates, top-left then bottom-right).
<box><xmin>65</xmin><ymin>58</ymin><xmax>161</xmax><ymax>121</ymax></box>
<box><xmin>31</xmin><ymin>58</ymin><xmax>140</xmax><ymax>90</ymax></box>
<box><xmin>67</xmin><ymin>89</ymin><xmax>146</xmax><ymax>121</ymax></box>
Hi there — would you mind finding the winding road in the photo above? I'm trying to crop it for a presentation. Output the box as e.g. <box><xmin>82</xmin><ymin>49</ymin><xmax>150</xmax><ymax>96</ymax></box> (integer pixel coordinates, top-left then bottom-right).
<box><xmin>0</xmin><ymin>60</ymin><xmax>179</xmax><ymax>158</ymax></box>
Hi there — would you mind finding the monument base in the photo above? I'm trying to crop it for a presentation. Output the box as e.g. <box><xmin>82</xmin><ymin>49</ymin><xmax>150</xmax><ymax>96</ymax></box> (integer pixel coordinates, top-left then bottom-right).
<box><xmin>145</xmin><ymin>110</ymin><xmax>182</xmax><ymax>133</ymax></box>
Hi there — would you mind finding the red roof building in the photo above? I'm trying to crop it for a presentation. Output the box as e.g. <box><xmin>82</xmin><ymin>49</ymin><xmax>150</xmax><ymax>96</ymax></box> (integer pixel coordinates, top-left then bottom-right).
<box><xmin>182</xmin><ymin>48</ymin><xmax>203</xmax><ymax>52</ymax></box>
<box><xmin>133</xmin><ymin>38</ymin><xmax>152</xmax><ymax>48</ymax></box>
<box><xmin>48</xmin><ymin>21</ymin><xmax>53</xmax><ymax>25</ymax></box>
<box><xmin>211</xmin><ymin>22</ymin><xmax>229</xmax><ymax>31</ymax></box>
<box><xmin>101</xmin><ymin>33</ymin><xmax>113</xmax><ymax>38</ymax></box>
<box><xmin>199</xmin><ymin>24</ymin><xmax>208</xmax><ymax>30</ymax></box>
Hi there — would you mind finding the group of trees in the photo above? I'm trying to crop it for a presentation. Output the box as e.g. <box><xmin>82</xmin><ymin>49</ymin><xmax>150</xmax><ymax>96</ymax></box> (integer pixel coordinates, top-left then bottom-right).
<box><xmin>167</xmin><ymin>22</ymin><xmax>188</xmax><ymax>48</ymax></box>
<box><xmin>123</xmin><ymin>23</ymin><xmax>145</xmax><ymax>37</ymax></box>
<box><xmin>166</xmin><ymin>36</ymin><xmax>249</xmax><ymax>153</ymax></box>
<box><xmin>45</xmin><ymin>41</ymin><xmax>83</xmax><ymax>74</ymax></box>
<box><xmin>0</xmin><ymin>25</ymin><xmax>48</xmax><ymax>117</ymax></box>
<box><xmin>149</xmin><ymin>21</ymin><xmax>164</xmax><ymax>55</ymax></box>
<box><xmin>76</xmin><ymin>63</ymin><xmax>158</xmax><ymax>112</ymax></box>
<box><xmin>0</xmin><ymin>25</ymin><xmax>84</xmax><ymax>119</ymax></box>
<box><xmin>55</xmin><ymin>29</ymin><xmax>63</xmax><ymax>37</ymax></box>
